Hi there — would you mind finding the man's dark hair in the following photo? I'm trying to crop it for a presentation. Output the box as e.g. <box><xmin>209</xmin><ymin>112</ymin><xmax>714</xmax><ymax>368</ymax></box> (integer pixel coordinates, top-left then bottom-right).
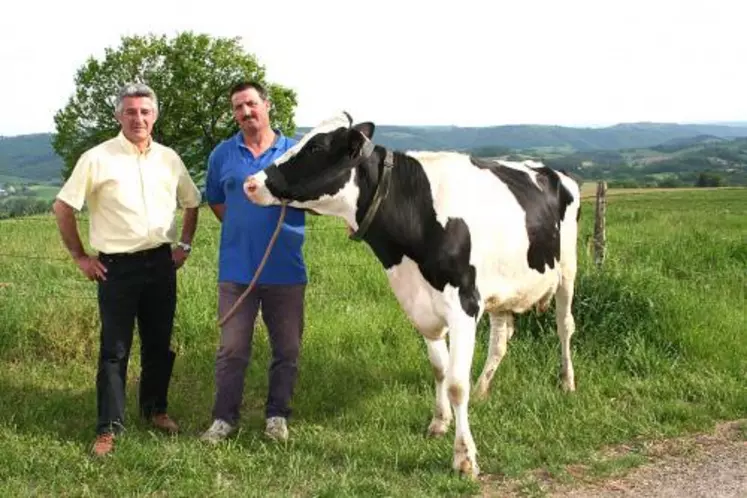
<box><xmin>229</xmin><ymin>80</ymin><xmax>268</xmax><ymax>101</ymax></box>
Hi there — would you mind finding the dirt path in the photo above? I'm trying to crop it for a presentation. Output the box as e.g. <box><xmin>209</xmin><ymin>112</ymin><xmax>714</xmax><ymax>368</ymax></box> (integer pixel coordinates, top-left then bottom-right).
<box><xmin>481</xmin><ymin>420</ymin><xmax>747</xmax><ymax>497</ymax></box>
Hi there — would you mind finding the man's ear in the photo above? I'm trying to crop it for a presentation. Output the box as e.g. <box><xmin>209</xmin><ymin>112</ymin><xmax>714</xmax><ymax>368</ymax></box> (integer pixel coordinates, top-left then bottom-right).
<box><xmin>353</xmin><ymin>122</ymin><xmax>375</xmax><ymax>139</ymax></box>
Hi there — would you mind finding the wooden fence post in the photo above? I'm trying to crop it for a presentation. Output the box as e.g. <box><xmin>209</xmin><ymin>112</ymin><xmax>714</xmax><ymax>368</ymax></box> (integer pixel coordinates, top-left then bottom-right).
<box><xmin>593</xmin><ymin>180</ymin><xmax>607</xmax><ymax>267</ymax></box>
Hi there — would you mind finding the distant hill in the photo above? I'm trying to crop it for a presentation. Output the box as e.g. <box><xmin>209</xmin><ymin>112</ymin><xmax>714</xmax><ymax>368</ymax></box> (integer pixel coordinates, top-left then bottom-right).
<box><xmin>650</xmin><ymin>134</ymin><xmax>727</xmax><ymax>152</ymax></box>
<box><xmin>296</xmin><ymin>122</ymin><xmax>747</xmax><ymax>153</ymax></box>
<box><xmin>539</xmin><ymin>136</ymin><xmax>747</xmax><ymax>187</ymax></box>
<box><xmin>0</xmin><ymin>134</ymin><xmax>62</xmax><ymax>185</ymax></box>
<box><xmin>2</xmin><ymin>121</ymin><xmax>747</xmax><ymax>185</ymax></box>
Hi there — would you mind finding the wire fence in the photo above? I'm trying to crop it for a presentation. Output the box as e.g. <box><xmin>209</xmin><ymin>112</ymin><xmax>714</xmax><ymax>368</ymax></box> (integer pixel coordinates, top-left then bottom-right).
<box><xmin>0</xmin><ymin>225</ymin><xmax>379</xmax><ymax>303</ymax></box>
<box><xmin>2</xmin><ymin>184</ymin><xmax>609</xmax><ymax>304</ymax></box>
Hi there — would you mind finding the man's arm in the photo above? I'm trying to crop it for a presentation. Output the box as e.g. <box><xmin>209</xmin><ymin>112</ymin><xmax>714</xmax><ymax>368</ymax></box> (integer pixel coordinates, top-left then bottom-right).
<box><xmin>180</xmin><ymin>207</ymin><xmax>199</xmax><ymax>243</ymax></box>
<box><xmin>52</xmin><ymin>199</ymin><xmax>107</xmax><ymax>280</ymax></box>
<box><xmin>171</xmin><ymin>206</ymin><xmax>199</xmax><ymax>269</ymax></box>
<box><xmin>209</xmin><ymin>203</ymin><xmax>225</xmax><ymax>223</ymax></box>
<box><xmin>204</xmin><ymin>148</ymin><xmax>226</xmax><ymax>224</ymax></box>
<box><xmin>52</xmin><ymin>199</ymin><xmax>86</xmax><ymax>258</ymax></box>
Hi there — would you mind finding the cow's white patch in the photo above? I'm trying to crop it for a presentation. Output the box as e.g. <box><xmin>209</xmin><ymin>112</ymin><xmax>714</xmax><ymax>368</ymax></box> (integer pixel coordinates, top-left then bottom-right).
<box><xmin>290</xmin><ymin>169</ymin><xmax>361</xmax><ymax>228</ymax></box>
<box><xmin>386</xmin><ymin>256</ymin><xmax>447</xmax><ymax>340</ymax></box>
<box><xmin>243</xmin><ymin>170</ymin><xmax>273</xmax><ymax>205</ymax></box>
<box><xmin>273</xmin><ymin>112</ymin><xmax>351</xmax><ymax>167</ymax></box>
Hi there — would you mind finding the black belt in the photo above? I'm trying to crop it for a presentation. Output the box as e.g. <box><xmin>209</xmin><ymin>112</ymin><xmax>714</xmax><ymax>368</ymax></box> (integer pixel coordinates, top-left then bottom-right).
<box><xmin>98</xmin><ymin>243</ymin><xmax>170</xmax><ymax>260</ymax></box>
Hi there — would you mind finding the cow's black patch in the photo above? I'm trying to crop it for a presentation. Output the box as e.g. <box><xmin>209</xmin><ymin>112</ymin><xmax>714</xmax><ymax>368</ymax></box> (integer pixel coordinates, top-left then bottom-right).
<box><xmin>263</xmin><ymin>125</ymin><xmax>483</xmax><ymax>318</ymax></box>
<box><xmin>355</xmin><ymin>151</ymin><xmax>480</xmax><ymax>318</ymax></box>
<box><xmin>265</xmin><ymin>126</ymin><xmax>357</xmax><ymax>202</ymax></box>
<box><xmin>469</xmin><ymin>157</ymin><xmax>574</xmax><ymax>273</ymax></box>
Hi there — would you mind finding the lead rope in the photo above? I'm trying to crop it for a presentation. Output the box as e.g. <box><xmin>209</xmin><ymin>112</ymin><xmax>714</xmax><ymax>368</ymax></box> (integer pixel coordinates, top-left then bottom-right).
<box><xmin>217</xmin><ymin>200</ymin><xmax>288</xmax><ymax>327</ymax></box>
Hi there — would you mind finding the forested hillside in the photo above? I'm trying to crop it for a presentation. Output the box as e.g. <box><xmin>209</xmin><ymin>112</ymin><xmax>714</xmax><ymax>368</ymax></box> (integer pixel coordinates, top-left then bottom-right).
<box><xmin>2</xmin><ymin>122</ymin><xmax>746</xmax><ymax>189</ymax></box>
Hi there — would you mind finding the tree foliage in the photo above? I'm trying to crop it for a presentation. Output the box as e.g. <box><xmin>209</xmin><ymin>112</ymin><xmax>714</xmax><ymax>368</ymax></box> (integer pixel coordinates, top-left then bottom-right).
<box><xmin>52</xmin><ymin>32</ymin><xmax>298</xmax><ymax>183</ymax></box>
<box><xmin>695</xmin><ymin>172</ymin><xmax>724</xmax><ymax>187</ymax></box>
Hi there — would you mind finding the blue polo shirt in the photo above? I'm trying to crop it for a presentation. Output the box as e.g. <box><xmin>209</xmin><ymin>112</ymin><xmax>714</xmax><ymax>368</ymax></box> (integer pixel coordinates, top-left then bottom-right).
<box><xmin>205</xmin><ymin>131</ymin><xmax>306</xmax><ymax>285</ymax></box>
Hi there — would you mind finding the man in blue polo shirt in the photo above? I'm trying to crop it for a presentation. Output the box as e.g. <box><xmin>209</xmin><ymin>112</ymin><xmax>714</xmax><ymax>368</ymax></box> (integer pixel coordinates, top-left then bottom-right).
<box><xmin>200</xmin><ymin>80</ymin><xmax>306</xmax><ymax>443</ymax></box>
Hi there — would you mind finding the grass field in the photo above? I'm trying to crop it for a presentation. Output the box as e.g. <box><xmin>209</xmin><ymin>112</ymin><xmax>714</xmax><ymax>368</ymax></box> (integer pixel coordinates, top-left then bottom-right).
<box><xmin>578</xmin><ymin>183</ymin><xmax>745</xmax><ymax>199</ymax></box>
<box><xmin>0</xmin><ymin>188</ymin><xmax>745</xmax><ymax>496</ymax></box>
<box><xmin>26</xmin><ymin>185</ymin><xmax>61</xmax><ymax>200</ymax></box>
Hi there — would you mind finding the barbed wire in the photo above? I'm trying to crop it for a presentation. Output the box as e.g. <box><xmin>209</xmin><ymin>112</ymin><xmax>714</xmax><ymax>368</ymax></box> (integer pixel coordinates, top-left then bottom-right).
<box><xmin>0</xmin><ymin>286</ymin><xmax>384</xmax><ymax>302</ymax></box>
<box><xmin>0</xmin><ymin>252</ymin><xmax>69</xmax><ymax>261</ymax></box>
<box><xmin>0</xmin><ymin>252</ymin><xmax>372</xmax><ymax>266</ymax></box>
<box><xmin>0</xmin><ymin>247</ymin><xmax>378</xmax><ymax>305</ymax></box>
<box><xmin>0</xmin><ymin>217</ymin><xmax>351</xmax><ymax>232</ymax></box>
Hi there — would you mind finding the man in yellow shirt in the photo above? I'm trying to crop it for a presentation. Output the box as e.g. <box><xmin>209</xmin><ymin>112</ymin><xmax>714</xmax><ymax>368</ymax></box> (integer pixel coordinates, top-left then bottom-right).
<box><xmin>52</xmin><ymin>82</ymin><xmax>201</xmax><ymax>457</ymax></box>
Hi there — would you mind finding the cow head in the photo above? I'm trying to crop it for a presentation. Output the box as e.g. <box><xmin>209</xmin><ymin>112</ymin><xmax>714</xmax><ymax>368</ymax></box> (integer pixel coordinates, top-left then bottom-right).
<box><xmin>244</xmin><ymin>112</ymin><xmax>376</xmax><ymax>227</ymax></box>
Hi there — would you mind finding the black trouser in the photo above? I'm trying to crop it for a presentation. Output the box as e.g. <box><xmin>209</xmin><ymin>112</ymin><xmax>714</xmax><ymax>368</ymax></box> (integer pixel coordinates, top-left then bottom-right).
<box><xmin>212</xmin><ymin>282</ymin><xmax>306</xmax><ymax>424</ymax></box>
<box><xmin>95</xmin><ymin>244</ymin><xmax>177</xmax><ymax>436</ymax></box>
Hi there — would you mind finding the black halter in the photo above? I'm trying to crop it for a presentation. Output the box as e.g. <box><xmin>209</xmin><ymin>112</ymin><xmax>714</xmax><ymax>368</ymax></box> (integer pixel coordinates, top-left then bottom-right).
<box><xmin>264</xmin><ymin>112</ymin><xmax>396</xmax><ymax>242</ymax></box>
<box><xmin>348</xmin><ymin>145</ymin><xmax>394</xmax><ymax>242</ymax></box>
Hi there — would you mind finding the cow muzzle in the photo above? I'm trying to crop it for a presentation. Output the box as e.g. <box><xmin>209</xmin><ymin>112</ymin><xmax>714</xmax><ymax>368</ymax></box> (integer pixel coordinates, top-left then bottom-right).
<box><xmin>243</xmin><ymin>171</ymin><xmax>275</xmax><ymax>206</ymax></box>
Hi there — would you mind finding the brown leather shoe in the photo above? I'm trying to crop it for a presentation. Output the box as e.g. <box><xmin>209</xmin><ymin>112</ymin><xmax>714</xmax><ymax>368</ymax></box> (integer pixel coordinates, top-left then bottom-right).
<box><xmin>150</xmin><ymin>413</ymin><xmax>179</xmax><ymax>434</ymax></box>
<box><xmin>92</xmin><ymin>433</ymin><xmax>114</xmax><ymax>457</ymax></box>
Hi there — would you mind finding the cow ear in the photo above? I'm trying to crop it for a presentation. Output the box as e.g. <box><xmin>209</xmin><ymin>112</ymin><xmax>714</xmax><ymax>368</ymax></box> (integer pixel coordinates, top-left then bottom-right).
<box><xmin>353</xmin><ymin>122</ymin><xmax>375</xmax><ymax>139</ymax></box>
<box><xmin>349</xmin><ymin>124</ymin><xmax>374</xmax><ymax>158</ymax></box>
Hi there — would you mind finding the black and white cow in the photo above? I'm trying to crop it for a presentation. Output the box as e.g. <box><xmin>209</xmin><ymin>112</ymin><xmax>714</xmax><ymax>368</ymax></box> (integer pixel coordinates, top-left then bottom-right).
<box><xmin>243</xmin><ymin>112</ymin><xmax>581</xmax><ymax>477</ymax></box>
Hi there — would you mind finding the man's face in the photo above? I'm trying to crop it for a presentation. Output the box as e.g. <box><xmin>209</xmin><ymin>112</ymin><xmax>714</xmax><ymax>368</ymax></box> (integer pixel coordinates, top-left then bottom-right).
<box><xmin>231</xmin><ymin>87</ymin><xmax>271</xmax><ymax>134</ymax></box>
<box><xmin>116</xmin><ymin>96</ymin><xmax>157</xmax><ymax>144</ymax></box>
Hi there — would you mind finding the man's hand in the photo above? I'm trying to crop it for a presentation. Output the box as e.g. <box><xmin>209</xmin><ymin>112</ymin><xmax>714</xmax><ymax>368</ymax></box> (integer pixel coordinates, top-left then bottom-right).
<box><xmin>74</xmin><ymin>254</ymin><xmax>108</xmax><ymax>281</ymax></box>
<box><xmin>172</xmin><ymin>247</ymin><xmax>189</xmax><ymax>269</ymax></box>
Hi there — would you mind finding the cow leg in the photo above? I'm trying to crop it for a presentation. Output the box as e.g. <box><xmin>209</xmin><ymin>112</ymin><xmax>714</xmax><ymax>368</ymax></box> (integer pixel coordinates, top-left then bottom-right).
<box><xmin>425</xmin><ymin>335</ymin><xmax>452</xmax><ymax>437</ymax></box>
<box><xmin>556</xmin><ymin>277</ymin><xmax>576</xmax><ymax>392</ymax></box>
<box><xmin>446</xmin><ymin>304</ymin><xmax>479</xmax><ymax>478</ymax></box>
<box><xmin>474</xmin><ymin>312</ymin><xmax>513</xmax><ymax>400</ymax></box>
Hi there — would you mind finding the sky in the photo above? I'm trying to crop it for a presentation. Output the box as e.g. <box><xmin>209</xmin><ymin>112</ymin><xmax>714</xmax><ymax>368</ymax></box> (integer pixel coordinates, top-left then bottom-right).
<box><xmin>1</xmin><ymin>0</ymin><xmax>744</xmax><ymax>136</ymax></box>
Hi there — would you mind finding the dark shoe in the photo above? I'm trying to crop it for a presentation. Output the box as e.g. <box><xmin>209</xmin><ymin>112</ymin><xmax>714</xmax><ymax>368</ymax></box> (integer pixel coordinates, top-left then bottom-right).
<box><xmin>91</xmin><ymin>433</ymin><xmax>114</xmax><ymax>457</ymax></box>
<box><xmin>150</xmin><ymin>413</ymin><xmax>179</xmax><ymax>434</ymax></box>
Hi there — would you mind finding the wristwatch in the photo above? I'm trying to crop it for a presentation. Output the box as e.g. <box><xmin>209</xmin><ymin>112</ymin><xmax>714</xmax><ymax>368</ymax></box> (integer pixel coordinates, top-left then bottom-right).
<box><xmin>176</xmin><ymin>241</ymin><xmax>192</xmax><ymax>253</ymax></box>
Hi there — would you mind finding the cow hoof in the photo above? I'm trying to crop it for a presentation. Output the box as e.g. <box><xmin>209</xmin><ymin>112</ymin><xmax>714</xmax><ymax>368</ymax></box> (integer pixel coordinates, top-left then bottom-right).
<box><xmin>472</xmin><ymin>384</ymin><xmax>490</xmax><ymax>401</ymax></box>
<box><xmin>559</xmin><ymin>371</ymin><xmax>576</xmax><ymax>392</ymax></box>
<box><xmin>453</xmin><ymin>455</ymin><xmax>480</xmax><ymax>479</ymax></box>
<box><xmin>427</xmin><ymin>418</ymin><xmax>450</xmax><ymax>438</ymax></box>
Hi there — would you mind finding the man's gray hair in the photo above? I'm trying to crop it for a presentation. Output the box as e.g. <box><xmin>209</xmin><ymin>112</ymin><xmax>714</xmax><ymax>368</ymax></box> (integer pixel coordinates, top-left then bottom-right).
<box><xmin>115</xmin><ymin>82</ymin><xmax>158</xmax><ymax>115</ymax></box>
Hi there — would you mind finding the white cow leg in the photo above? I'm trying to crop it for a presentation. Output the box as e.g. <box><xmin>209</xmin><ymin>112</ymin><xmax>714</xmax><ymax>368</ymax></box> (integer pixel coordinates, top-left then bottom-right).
<box><xmin>556</xmin><ymin>278</ymin><xmax>576</xmax><ymax>392</ymax></box>
<box><xmin>425</xmin><ymin>335</ymin><xmax>452</xmax><ymax>437</ymax></box>
<box><xmin>446</xmin><ymin>308</ymin><xmax>479</xmax><ymax>478</ymax></box>
<box><xmin>474</xmin><ymin>312</ymin><xmax>513</xmax><ymax>400</ymax></box>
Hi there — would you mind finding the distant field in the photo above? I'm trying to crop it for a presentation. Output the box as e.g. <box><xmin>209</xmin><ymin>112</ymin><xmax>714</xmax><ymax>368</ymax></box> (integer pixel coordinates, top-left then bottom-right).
<box><xmin>26</xmin><ymin>185</ymin><xmax>59</xmax><ymax>200</ymax></box>
<box><xmin>0</xmin><ymin>185</ymin><xmax>59</xmax><ymax>200</ymax></box>
<box><xmin>0</xmin><ymin>189</ymin><xmax>745</xmax><ymax>496</ymax></box>
<box><xmin>0</xmin><ymin>175</ymin><xmax>29</xmax><ymax>185</ymax></box>
<box><xmin>578</xmin><ymin>183</ymin><xmax>742</xmax><ymax>199</ymax></box>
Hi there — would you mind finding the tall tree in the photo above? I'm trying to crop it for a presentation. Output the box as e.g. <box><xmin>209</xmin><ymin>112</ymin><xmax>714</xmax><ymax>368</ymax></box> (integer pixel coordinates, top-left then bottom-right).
<box><xmin>52</xmin><ymin>32</ymin><xmax>297</xmax><ymax>184</ymax></box>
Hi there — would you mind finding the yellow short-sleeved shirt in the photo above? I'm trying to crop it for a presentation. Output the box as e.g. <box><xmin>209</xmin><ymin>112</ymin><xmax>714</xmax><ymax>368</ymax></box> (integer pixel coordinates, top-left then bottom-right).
<box><xmin>56</xmin><ymin>132</ymin><xmax>202</xmax><ymax>254</ymax></box>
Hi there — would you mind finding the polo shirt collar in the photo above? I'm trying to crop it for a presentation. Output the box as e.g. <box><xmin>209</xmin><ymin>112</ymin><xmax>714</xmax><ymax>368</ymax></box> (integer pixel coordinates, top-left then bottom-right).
<box><xmin>116</xmin><ymin>131</ymin><xmax>153</xmax><ymax>155</ymax></box>
<box><xmin>235</xmin><ymin>129</ymin><xmax>285</xmax><ymax>154</ymax></box>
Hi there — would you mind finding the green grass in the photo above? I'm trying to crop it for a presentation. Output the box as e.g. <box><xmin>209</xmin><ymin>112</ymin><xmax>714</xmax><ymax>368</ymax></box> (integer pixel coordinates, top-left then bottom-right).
<box><xmin>25</xmin><ymin>185</ymin><xmax>60</xmax><ymax>200</ymax></box>
<box><xmin>0</xmin><ymin>188</ymin><xmax>745</xmax><ymax>496</ymax></box>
